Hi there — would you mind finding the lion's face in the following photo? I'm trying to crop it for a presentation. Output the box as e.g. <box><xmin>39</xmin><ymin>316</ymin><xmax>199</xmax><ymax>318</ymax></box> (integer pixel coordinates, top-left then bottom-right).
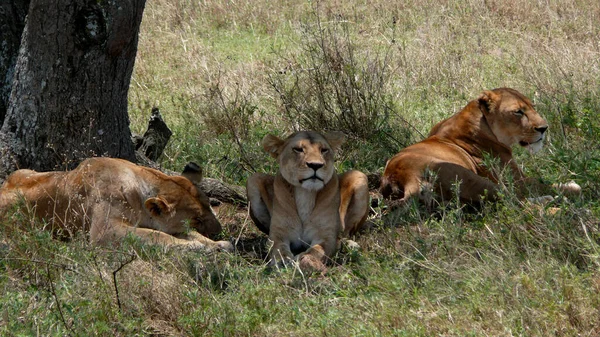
<box><xmin>479</xmin><ymin>88</ymin><xmax>549</xmax><ymax>154</ymax></box>
<box><xmin>262</xmin><ymin>131</ymin><xmax>346</xmax><ymax>191</ymax></box>
<box><xmin>145</xmin><ymin>167</ymin><xmax>222</xmax><ymax>237</ymax></box>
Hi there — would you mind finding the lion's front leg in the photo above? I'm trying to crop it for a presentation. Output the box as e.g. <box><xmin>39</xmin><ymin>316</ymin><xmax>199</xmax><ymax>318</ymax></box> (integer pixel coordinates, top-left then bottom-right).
<box><xmin>433</xmin><ymin>162</ymin><xmax>501</xmax><ymax>204</ymax></box>
<box><xmin>89</xmin><ymin>210</ymin><xmax>229</xmax><ymax>252</ymax></box>
<box><xmin>247</xmin><ymin>173</ymin><xmax>275</xmax><ymax>235</ymax></box>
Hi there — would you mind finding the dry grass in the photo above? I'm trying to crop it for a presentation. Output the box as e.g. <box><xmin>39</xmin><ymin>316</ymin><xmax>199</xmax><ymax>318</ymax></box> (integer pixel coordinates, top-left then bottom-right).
<box><xmin>129</xmin><ymin>0</ymin><xmax>599</xmax><ymax>178</ymax></box>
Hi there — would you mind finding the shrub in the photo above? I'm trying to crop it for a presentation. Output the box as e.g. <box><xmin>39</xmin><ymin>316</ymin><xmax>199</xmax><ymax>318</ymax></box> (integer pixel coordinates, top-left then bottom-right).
<box><xmin>268</xmin><ymin>4</ymin><xmax>415</xmax><ymax>171</ymax></box>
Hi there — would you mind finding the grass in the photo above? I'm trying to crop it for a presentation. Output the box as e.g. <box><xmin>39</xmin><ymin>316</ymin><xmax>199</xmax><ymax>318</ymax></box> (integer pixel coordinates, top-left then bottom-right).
<box><xmin>2</xmin><ymin>0</ymin><xmax>600</xmax><ymax>335</ymax></box>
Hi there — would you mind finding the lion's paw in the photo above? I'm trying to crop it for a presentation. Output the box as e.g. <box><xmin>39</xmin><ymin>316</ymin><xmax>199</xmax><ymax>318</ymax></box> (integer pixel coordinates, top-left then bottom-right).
<box><xmin>553</xmin><ymin>181</ymin><xmax>581</xmax><ymax>195</ymax></box>
<box><xmin>215</xmin><ymin>240</ymin><xmax>234</xmax><ymax>252</ymax></box>
<box><xmin>298</xmin><ymin>254</ymin><xmax>327</xmax><ymax>274</ymax></box>
<box><xmin>342</xmin><ymin>239</ymin><xmax>361</xmax><ymax>251</ymax></box>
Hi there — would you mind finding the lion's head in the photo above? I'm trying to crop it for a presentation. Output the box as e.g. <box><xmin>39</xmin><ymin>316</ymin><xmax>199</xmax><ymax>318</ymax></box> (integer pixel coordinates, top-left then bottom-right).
<box><xmin>261</xmin><ymin>131</ymin><xmax>346</xmax><ymax>191</ymax></box>
<box><xmin>479</xmin><ymin>88</ymin><xmax>549</xmax><ymax>154</ymax></box>
<box><xmin>144</xmin><ymin>162</ymin><xmax>222</xmax><ymax>237</ymax></box>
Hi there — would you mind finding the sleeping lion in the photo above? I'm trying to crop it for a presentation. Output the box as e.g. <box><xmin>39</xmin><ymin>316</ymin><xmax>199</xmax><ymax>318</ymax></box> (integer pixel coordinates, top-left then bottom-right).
<box><xmin>0</xmin><ymin>157</ymin><xmax>233</xmax><ymax>251</ymax></box>
<box><xmin>247</xmin><ymin>131</ymin><xmax>370</xmax><ymax>272</ymax></box>
<box><xmin>381</xmin><ymin>87</ymin><xmax>581</xmax><ymax>207</ymax></box>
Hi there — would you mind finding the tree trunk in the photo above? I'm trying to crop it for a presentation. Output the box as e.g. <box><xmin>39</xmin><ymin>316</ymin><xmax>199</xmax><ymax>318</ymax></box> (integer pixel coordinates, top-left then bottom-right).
<box><xmin>0</xmin><ymin>0</ymin><xmax>30</xmax><ymax>125</ymax></box>
<box><xmin>0</xmin><ymin>0</ymin><xmax>145</xmax><ymax>176</ymax></box>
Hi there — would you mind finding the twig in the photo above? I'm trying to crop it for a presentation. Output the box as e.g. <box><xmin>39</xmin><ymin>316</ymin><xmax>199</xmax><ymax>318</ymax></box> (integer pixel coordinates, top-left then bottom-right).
<box><xmin>235</xmin><ymin>208</ymin><xmax>251</xmax><ymax>246</ymax></box>
<box><xmin>112</xmin><ymin>252</ymin><xmax>137</xmax><ymax>311</ymax></box>
<box><xmin>46</xmin><ymin>265</ymin><xmax>74</xmax><ymax>334</ymax></box>
<box><xmin>581</xmin><ymin>218</ymin><xmax>599</xmax><ymax>256</ymax></box>
<box><xmin>90</xmin><ymin>251</ymin><xmax>106</xmax><ymax>284</ymax></box>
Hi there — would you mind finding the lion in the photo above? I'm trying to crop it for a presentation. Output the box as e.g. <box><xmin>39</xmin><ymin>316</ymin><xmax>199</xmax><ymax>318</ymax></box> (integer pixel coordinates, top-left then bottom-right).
<box><xmin>0</xmin><ymin>157</ymin><xmax>233</xmax><ymax>251</ymax></box>
<box><xmin>381</xmin><ymin>87</ymin><xmax>581</xmax><ymax>207</ymax></box>
<box><xmin>246</xmin><ymin>131</ymin><xmax>370</xmax><ymax>272</ymax></box>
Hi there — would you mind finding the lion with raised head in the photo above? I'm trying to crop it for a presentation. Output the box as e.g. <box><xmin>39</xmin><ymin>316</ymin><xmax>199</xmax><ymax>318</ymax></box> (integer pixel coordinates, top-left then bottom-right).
<box><xmin>246</xmin><ymin>131</ymin><xmax>369</xmax><ymax>272</ymax></box>
<box><xmin>0</xmin><ymin>157</ymin><xmax>233</xmax><ymax>251</ymax></box>
<box><xmin>381</xmin><ymin>87</ymin><xmax>580</xmax><ymax>206</ymax></box>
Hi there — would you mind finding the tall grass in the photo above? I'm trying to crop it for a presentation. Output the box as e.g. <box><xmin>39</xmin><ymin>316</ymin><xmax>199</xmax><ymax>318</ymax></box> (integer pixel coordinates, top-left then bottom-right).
<box><xmin>128</xmin><ymin>0</ymin><xmax>599</xmax><ymax>182</ymax></box>
<box><xmin>267</xmin><ymin>4</ymin><xmax>414</xmax><ymax>171</ymax></box>
<box><xmin>2</xmin><ymin>0</ymin><xmax>600</xmax><ymax>335</ymax></box>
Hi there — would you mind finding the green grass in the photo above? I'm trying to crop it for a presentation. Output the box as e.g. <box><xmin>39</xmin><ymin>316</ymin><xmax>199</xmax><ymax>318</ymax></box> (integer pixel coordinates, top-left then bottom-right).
<box><xmin>3</xmin><ymin>200</ymin><xmax>599</xmax><ymax>335</ymax></box>
<box><xmin>2</xmin><ymin>0</ymin><xmax>600</xmax><ymax>335</ymax></box>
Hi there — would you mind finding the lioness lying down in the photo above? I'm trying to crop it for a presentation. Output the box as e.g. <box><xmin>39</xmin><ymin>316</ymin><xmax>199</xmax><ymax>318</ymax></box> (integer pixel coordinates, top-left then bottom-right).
<box><xmin>381</xmin><ymin>87</ymin><xmax>580</xmax><ymax>206</ymax></box>
<box><xmin>247</xmin><ymin>131</ymin><xmax>369</xmax><ymax>272</ymax></box>
<box><xmin>0</xmin><ymin>157</ymin><xmax>233</xmax><ymax>251</ymax></box>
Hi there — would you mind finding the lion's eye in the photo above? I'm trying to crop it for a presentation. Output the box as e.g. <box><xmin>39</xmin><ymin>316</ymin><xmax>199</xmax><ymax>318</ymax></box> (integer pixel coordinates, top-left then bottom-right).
<box><xmin>321</xmin><ymin>148</ymin><xmax>329</xmax><ymax>154</ymax></box>
<box><xmin>514</xmin><ymin>109</ymin><xmax>524</xmax><ymax>116</ymax></box>
<box><xmin>292</xmin><ymin>147</ymin><xmax>303</xmax><ymax>153</ymax></box>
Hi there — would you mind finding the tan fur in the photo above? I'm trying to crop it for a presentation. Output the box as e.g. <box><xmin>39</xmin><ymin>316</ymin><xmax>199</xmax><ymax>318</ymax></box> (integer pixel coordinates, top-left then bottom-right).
<box><xmin>0</xmin><ymin>157</ymin><xmax>233</xmax><ymax>251</ymax></box>
<box><xmin>246</xmin><ymin>131</ymin><xmax>369</xmax><ymax>272</ymax></box>
<box><xmin>381</xmin><ymin>88</ymin><xmax>581</xmax><ymax>206</ymax></box>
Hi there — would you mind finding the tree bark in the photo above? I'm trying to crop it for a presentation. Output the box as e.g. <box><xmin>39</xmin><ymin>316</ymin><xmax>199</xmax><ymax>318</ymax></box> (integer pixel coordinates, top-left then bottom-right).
<box><xmin>0</xmin><ymin>0</ymin><xmax>30</xmax><ymax>125</ymax></box>
<box><xmin>0</xmin><ymin>0</ymin><xmax>145</xmax><ymax>176</ymax></box>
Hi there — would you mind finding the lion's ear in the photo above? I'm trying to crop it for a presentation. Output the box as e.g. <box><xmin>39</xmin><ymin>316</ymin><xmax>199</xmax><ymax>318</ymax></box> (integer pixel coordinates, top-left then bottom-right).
<box><xmin>144</xmin><ymin>197</ymin><xmax>173</xmax><ymax>217</ymax></box>
<box><xmin>262</xmin><ymin>134</ymin><xmax>284</xmax><ymax>158</ymax></box>
<box><xmin>324</xmin><ymin>131</ymin><xmax>346</xmax><ymax>152</ymax></box>
<box><xmin>478</xmin><ymin>90</ymin><xmax>499</xmax><ymax>114</ymax></box>
<box><xmin>182</xmin><ymin>162</ymin><xmax>203</xmax><ymax>184</ymax></box>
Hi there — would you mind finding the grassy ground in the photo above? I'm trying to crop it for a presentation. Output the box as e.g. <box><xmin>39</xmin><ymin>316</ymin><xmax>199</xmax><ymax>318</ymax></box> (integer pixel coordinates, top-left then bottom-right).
<box><xmin>2</xmin><ymin>0</ymin><xmax>600</xmax><ymax>335</ymax></box>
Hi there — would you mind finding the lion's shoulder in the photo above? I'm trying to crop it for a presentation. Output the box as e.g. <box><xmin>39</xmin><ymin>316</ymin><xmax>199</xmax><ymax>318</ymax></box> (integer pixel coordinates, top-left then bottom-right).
<box><xmin>83</xmin><ymin>158</ymin><xmax>207</xmax><ymax>208</ymax></box>
<box><xmin>429</xmin><ymin>101</ymin><xmax>484</xmax><ymax>140</ymax></box>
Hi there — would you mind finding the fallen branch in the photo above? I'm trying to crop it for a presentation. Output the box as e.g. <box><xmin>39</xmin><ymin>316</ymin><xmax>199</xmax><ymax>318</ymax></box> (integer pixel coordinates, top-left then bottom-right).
<box><xmin>200</xmin><ymin>177</ymin><xmax>247</xmax><ymax>207</ymax></box>
<box><xmin>136</xmin><ymin>152</ymin><xmax>248</xmax><ymax>206</ymax></box>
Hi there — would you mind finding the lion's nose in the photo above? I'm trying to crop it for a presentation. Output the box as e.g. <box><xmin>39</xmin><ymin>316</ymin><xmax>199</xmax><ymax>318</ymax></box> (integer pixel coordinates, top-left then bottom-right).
<box><xmin>535</xmin><ymin>125</ymin><xmax>548</xmax><ymax>134</ymax></box>
<box><xmin>307</xmin><ymin>162</ymin><xmax>324</xmax><ymax>171</ymax></box>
